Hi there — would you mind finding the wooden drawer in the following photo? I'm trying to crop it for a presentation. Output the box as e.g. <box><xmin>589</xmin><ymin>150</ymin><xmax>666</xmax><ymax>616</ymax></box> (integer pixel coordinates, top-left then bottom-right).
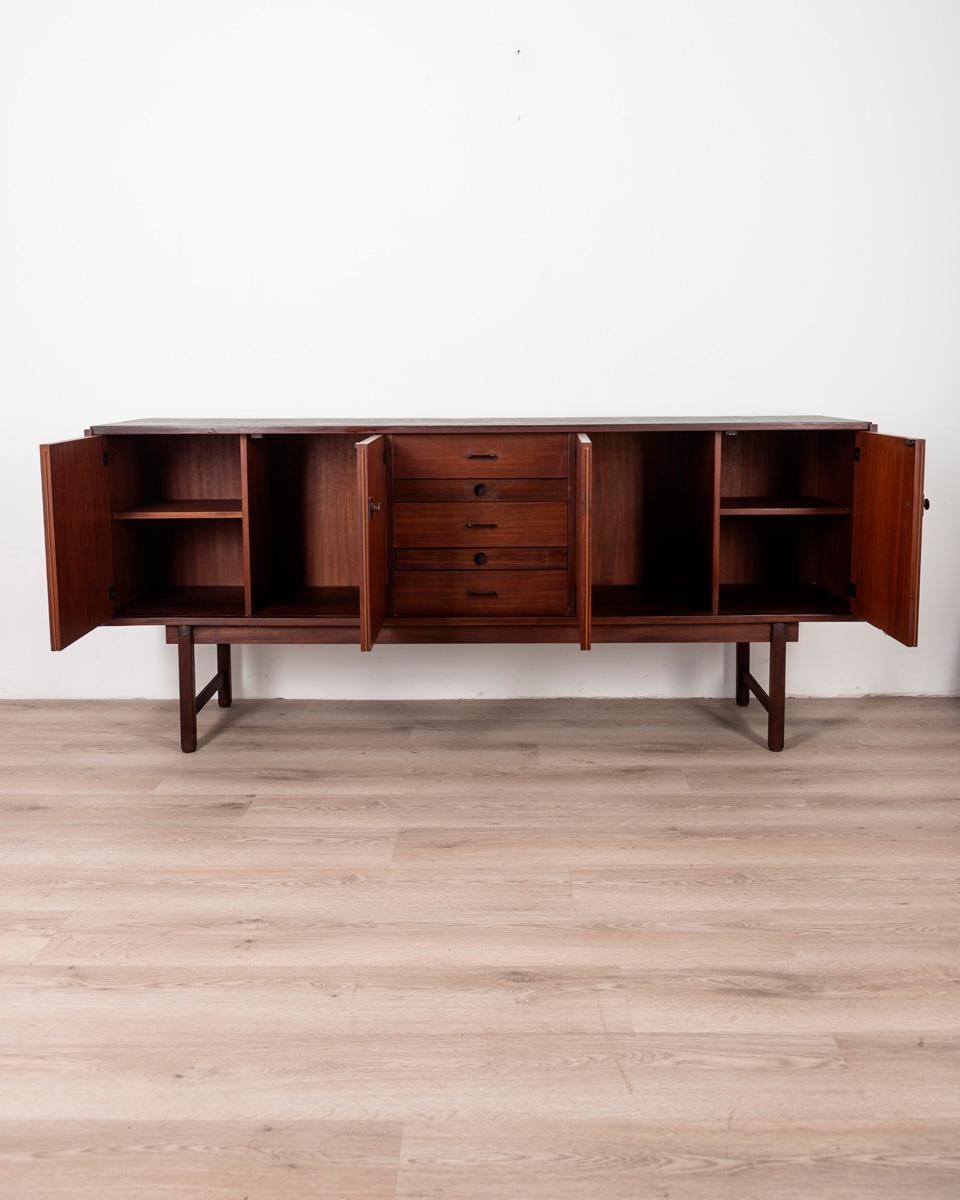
<box><xmin>392</xmin><ymin>434</ymin><xmax>569</xmax><ymax>478</ymax></box>
<box><xmin>395</xmin><ymin>547</ymin><xmax>568</xmax><ymax>570</ymax></box>
<box><xmin>394</xmin><ymin>570</ymin><xmax>569</xmax><ymax>616</ymax></box>
<box><xmin>394</xmin><ymin>477</ymin><xmax>568</xmax><ymax>503</ymax></box>
<box><xmin>393</xmin><ymin>502</ymin><xmax>567</xmax><ymax>547</ymax></box>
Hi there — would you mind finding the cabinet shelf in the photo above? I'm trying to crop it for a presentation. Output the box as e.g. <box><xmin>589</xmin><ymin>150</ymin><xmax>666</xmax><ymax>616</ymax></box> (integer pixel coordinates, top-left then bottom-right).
<box><xmin>593</xmin><ymin>584</ymin><xmax>711</xmax><ymax>621</ymax></box>
<box><xmin>253</xmin><ymin>587</ymin><xmax>360</xmax><ymax>619</ymax></box>
<box><xmin>114</xmin><ymin>500</ymin><xmax>243</xmax><ymax>520</ymax></box>
<box><xmin>719</xmin><ymin>584</ymin><xmax>850</xmax><ymax>617</ymax></box>
<box><xmin>113</xmin><ymin>586</ymin><xmax>246</xmax><ymax>620</ymax></box>
<box><xmin>720</xmin><ymin>496</ymin><xmax>849</xmax><ymax>517</ymax></box>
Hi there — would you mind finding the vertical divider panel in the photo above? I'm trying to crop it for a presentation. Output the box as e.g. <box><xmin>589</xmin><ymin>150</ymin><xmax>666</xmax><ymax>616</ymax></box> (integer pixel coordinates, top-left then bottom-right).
<box><xmin>240</xmin><ymin>434</ymin><xmax>271</xmax><ymax>616</ymax></box>
<box><xmin>575</xmin><ymin>434</ymin><xmax>592</xmax><ymax>650</ymax></box>
<box><xmin>710</xmin><ymin>431</ymin><xmax>722</xmax><ymax>613</ymax></box>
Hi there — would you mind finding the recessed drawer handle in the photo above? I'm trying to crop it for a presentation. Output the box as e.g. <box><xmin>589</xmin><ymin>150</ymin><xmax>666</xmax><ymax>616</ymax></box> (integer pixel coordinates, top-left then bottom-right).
<box><xmin>465</xmin><ymin>522</ymin><xmax>498</xmax><ymax>528</ymax></box>
<box><xmin>464</xmin><ymin>452</ymin><xmax>498</xmax><ymax>459</ymax></box>
<box><xmin>467</xmin><ymin>590</ymin><xmax>498</xmax><ymax>598</ymax></box>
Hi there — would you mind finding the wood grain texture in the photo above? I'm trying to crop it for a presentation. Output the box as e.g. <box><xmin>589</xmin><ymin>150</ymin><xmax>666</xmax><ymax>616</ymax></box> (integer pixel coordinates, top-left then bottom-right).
<box><xmin>88</xmin><ymin>415</ymin><xmax>876</xmax><ymax>434</ymax></box>
<box><xmin>358</xmin><ymin>434</ymin><xmax>388</xmax><ymax>650</ymax></box>
<box><xmin>1</xmin><ymin>696</ymin><xmax>958</xmax><ymax>1196</ymax></box>
<box><xmin>393</xmin><ymin>502</ymin><xmax>567</xmax><ymax>548</ymax></box>
<box><xmin>576</xmin><ymin>433</ymin><xmax>592</xmax><ymax>650</ymax></box>
<box><xmin>391</xmin><ymin>434</ymin><xmax>570</xmax><ymax>478</ymax></box>
<box><xmin>39</xmin><ymin>437</ymin><xmax>114</xmax><ymax>650</ymax></box>
<box><xmin>393</xmin><ymin>570</ymin><xmax>569</xmax><ymax>616</ymax></box>
<box><xmin>851</xmin><ymin>432</ymin><xmax>926</xmax><ymax>646</ymax></box>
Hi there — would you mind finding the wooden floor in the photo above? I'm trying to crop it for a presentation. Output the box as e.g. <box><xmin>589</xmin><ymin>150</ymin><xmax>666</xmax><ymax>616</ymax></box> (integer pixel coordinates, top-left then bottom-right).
<box><xmin>0</xmin><ymin>696</ymin><xmax>958</xmax><ymax>1198</ymax></box>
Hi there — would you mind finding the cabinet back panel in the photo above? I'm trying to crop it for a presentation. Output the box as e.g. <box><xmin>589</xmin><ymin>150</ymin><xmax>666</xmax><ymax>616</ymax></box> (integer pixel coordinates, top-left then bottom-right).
<box><xmin>720</xmin><ymin>516</ymin><xmax>851</xmax><ymax>599</ymax></box>
<box><xmin>107</xmin><ymin>435</ymin><xmax>241</xmax><ymax>503</ymax></box>
<box><xmin>127</xmin><ymin>520</ymin><xmax>244</xmax><ymax>590</ymax></box>
<box><xmin>721</xmin><ymin>431</ymin><xmax>855</xmax><ymax>503</ymax></box>
<box><xmin>591</xmin><ymin>433</ymin><xmax>644</xmax><ymax>585</ymax></box>
<box><xmin>591</xmin><ymin>432</ymin><xmax>715</xmax><ymax>608</ymax></box>
<box><xmin>254</xmin><ymin>435</ymin><xmax>359</xmax><ymax>591</ymax></box>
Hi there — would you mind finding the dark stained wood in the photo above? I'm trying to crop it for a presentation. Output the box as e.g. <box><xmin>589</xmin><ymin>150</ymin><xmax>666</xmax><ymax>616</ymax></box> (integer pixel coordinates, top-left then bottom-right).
<box><xmin>851</xmin><ymin>432</ymin><xmax>926</xmax><ymax>647</ymax></box>
<box><xmin>172</xmin><ymin>620</ymin><xmax>798</xmax><ymax>645</ymax></box>
<box><xmin>113</xmin><ymin>585</ymin><xmax>246</xmax><ymax>620</ymax></box>
<box><xmin>39</xmin><ymin>436</ymin><xmax>114</xmax><ymax>650</ymax></box>
<box><xmin>41</xmin><ymin>416</ymin><xmax>923</xmax><ymax>755</ymax></box>
<box><xmin>718</xmin><ymin>583</ymin><xmax>850</xmax><ymax>618</ymax></box>
<box><xmin>768</xmin><ymin>621</ymin><xmax>787</xmax><ymax>751</ymax></box>
<box><xmin>394</xmin><ymin>570</ymin><xmax>569</xmax><ymax>617</ymax></box>
<box><xmin>392</xmin><ymin>433</ymin><xmax>570</xmax><ymax>478</ymax></box>
<box><xmin>590</xmin><ymin>432</ymin><xmax>644</xmax><ymax>585</ymax></box>
<box><xmin>720</xmin><ymin>496</ymin><xmax>850</xmax><ymax>516</ymax></box>
<box><xmin>176</xmin><ymin>625</ymin><xmax>197</xmax><ymax>753</ymax></box>
<box><xmin>90</xmin><ymin>415</ymin><xmax>875</xmax><ymax>435</ymax></box>
<box><xmin>357</xmin><ymin>434</ymin><xmax>388</xmax><ymax>651</ymax></box>
<box><xmin>393</xmin><ymin>477</ymin><xmax>568</xmax><ymax>502</ymax></box>
<box><xmin>114</xmin><ymin>500</ymin><xmax>242</xmax><ymax>519</ymax></box>
<box><xmin>746</xmin><ymin>670</ymin><xmax>770</xmax><ymax>711</ymax></box>
<box><xmin>393</xmin><ymin>502</ymin><xmax>567</xmax><ymax>548</ymax></box>
<box><xmin>240</xmin><ymin>434</ymin><xmax>270</xmax><ymax>615</ymax></box>
<box><xmin>735</xmin><ymin>641</ymin><xmax>750</xmax><ymax>705</ymax></box>
<box><xmin>395</xmin><ymin>548</ymin><xmax>567</xmax><ymax>570</ymax></box>
<box><xmin>216</xmin><ymin>643</ymin><xmax>232</xmax><ymax>707</ymax></box>
<box><xmin>576</xmin><ymin>434</ymin><xmax>592</xmax><ymax>651</ymax></box>
<box><xmin>710</xmin><ymin>431</ymin><xmax>721</xmax><ymax>613</ymax></box>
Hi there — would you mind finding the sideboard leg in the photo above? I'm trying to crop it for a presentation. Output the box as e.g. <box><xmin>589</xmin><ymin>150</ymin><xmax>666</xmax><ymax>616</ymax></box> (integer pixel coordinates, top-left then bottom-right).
<box><xmin>217</xmin><ymin>644</ymin><xmax>232</xmax><ymax>708</ymax></box>
<box><xmin>177</xmin><ymin>625</ymin><xmax>198</xmax><ymax>754</ymax></box>
<box><xmin>767</xmin><ymin>622</ymin><xmax>787</xmax><ymax>752</ymax></box>
<box><xmin>735</xmin><ymin>642</ymin><xmax>750</xmax><ymax>706</ymax></box>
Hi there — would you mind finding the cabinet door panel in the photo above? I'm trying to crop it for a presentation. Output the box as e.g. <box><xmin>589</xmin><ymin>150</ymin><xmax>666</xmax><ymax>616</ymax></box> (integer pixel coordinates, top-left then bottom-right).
<box><xmin>851</xmin><ymin>432</ymin><xmax>925</xmax><ymax>646</ymax></box>
<box><xmin>576</xmin><ymin>434</ymin><xmax>592</xmax><ymax>650</ymax></box>
<box><xmin>357</xmin><ymin>434</ymin><xmax>388</xmax><ymax>650</ymax></box>
<box><xmin>40</xmin><ymin>436</ymin><xmax>114</xmax><ymax>649</ymax></box>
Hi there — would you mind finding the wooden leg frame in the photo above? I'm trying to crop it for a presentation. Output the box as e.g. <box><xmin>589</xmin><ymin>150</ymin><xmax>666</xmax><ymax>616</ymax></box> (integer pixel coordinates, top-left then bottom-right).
<box><xmin>176</xmin><ymin>626</ymin><xmax>232</xmax><ymax>753</ymax></box>
<box><xmin>735</xmin><ymin>622</ymin><xmax>787</xmax><ymax>752</ymax></box>
<box><xmin>175</xmin><ymin>623</ymin><xmax>788</xmax><ymax>753</ymax></box>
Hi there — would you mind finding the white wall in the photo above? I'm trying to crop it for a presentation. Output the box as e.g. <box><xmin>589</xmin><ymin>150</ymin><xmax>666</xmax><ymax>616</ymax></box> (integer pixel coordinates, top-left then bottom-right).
<box><xmin>1</xmin><ymin>0</ymin><xmax>958</xmax><ymax>700</ymax></box>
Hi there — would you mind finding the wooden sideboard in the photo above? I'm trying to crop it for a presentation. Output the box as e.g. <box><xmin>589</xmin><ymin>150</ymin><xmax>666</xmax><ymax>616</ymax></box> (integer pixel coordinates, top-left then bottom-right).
<box><xmin>40</xmin><ymin>416</ymin><xmax>926</xmax><ymax>752</ymax></box>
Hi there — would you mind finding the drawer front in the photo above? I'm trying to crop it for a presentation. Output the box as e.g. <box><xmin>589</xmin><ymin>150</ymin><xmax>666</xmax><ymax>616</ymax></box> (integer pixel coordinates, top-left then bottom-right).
<box><xmin>392</xmin><ymin>434</ymin><xmax>569</xmax><ymax>478</ymax></box>
<box><xmin>394</xmin><ymin>570</ymin><xmax>569</xmax><ymax>616</ymax></box>
<box><xmin>394</xmin><ymin>477</ymin><xmax>568</xmax><ymax>503</ymax></box>
<box><xmin>393</xmin><ymin>502</ymin><xmax>567</xmax><ymax>547</ymax></box>
<box><xmin>395</xmin><ymin>547</ymin><xmax>568</xmax><ymax>571</ymax></box>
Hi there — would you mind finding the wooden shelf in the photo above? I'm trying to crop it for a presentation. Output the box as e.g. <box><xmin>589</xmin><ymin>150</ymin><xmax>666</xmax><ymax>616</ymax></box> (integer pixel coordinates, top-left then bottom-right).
<box><xmin>254</xmin><ymin>587</ymin><xmax>360</xmax><ymax>619</ymax></box>
<box><xmin>113</xmin><ymin>586</ymin><xmax>246</xmax><ymax>619</ymax></box>
<box><xmin>719</xmin><ymin>584</ymin><xmax>850</xmax><ymax>617</ymax></box>
<box><xmin>720</xmin><ymin>496</ymin><xmax>849</xmax><ymax>517</ymax></box>
<box><xmin>114</xmin><ymin>500</ymin><xmax>243</xmax><ymax>520</ymax></box>
<box><xmin>593</xmin><ymin>584</ymin><xmax>711</xmax><ymax>621</ymax></box>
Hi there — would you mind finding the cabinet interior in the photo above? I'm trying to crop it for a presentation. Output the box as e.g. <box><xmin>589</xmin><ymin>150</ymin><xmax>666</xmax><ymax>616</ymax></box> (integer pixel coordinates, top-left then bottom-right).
<box><xmin>102</xmin><ymin>428</ymin><xmax>859</xmax><ymax>623</ymax></box>
<box><xmin>245</xmin><ymin>435</ymin><xmax>360</xmax><ymax>617</ymax></box>
<box><xmin>592</xmin><ymin>429</ymin><xmax>856</xmax><ymax>620</ymax></box>
<box><xmin>590</xmin><ymin>431</ymin><xmax>717</xmax><ymax>617</ymax></box>
<box><xmin>108</xmin><ymin>435</ymin><xmax>246</xmax><ymax>617</ymax></box>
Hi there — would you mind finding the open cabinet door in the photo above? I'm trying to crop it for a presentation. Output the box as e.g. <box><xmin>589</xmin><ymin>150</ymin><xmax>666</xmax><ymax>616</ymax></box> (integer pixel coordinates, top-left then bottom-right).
<box><xmin>39</xmin><ymin>436</ymin><xmax>114</xmax><ymax>650</ymax></box>
<box><xmin>357</xmin><ymin>434</ymin><xmax>388</xmax><ymax>651</ymax></box>
<box><xmin>851</xmin><ymin>432</ymin><xmax>925</xmax><ymax>647</ymax></box>
<box><xmin>576</xmin><ymin>434</ymin><xmax>592</xmax><ymax>650</ymax></box>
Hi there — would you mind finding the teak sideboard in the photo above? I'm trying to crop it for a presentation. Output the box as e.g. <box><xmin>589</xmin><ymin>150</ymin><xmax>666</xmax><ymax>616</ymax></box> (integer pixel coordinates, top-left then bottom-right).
<box><xmin>39</xmin><ymin>416</ymin><xmax>926</xmax><ymax>752</ymax></box>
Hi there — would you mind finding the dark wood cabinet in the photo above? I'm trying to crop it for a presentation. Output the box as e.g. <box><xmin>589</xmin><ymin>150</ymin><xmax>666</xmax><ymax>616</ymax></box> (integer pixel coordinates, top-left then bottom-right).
<box><xmin>39</xmin><ymin>416</ymin><xmax>927</xmax><ymax>752</ymax></box>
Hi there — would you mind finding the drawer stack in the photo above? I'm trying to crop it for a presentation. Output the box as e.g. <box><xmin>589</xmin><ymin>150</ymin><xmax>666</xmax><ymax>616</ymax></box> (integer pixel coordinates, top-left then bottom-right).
<box><xmin>391</xmin><ymin>434</ymin><xmax>571</xmax><ymax>616</ymax></box>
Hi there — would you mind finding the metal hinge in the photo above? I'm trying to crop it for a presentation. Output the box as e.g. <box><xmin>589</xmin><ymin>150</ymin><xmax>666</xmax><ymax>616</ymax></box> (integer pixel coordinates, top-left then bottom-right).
<box><xmin>853</xmin><ymin>447</ymin><xmax>861</xmax><ymax>462</ymax></box>
<box><xmin>849</xmin><ymin>582</ymin><xmax>857</xmax><ymax>597</ymax></box>
<box><xmin>905</xmin><ymin>439</ymin><xmax>916</xmax><ymax>447</ymax></box>
<box><xmin>108</xmin><ymin>585</ymin><xmax>116</xmax><ymax>601</ymax></box>
<box><xmin>724</xmin><ymin>431</ymin><xmax>738</xmax><ymax>438</ymax></box>
<box><xmin>102</xmin><ymin>451</ymin><xmax>110</xmax><ymax>466</ymax></box>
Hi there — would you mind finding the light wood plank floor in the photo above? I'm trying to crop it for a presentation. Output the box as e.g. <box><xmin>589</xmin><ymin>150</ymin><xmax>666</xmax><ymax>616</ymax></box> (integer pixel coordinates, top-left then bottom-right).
<box><xmin>0</xmin><ymin>696</ymin><xmax>958</xmax><ymax>1198</ymax></box>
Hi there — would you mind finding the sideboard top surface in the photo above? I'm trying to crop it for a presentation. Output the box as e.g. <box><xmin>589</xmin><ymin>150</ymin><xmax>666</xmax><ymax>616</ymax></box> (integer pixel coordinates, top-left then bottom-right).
<box><xmin>88</xmin><ymin>415</ymin><xmax>874</xmax><ymax>435</ymax></box>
